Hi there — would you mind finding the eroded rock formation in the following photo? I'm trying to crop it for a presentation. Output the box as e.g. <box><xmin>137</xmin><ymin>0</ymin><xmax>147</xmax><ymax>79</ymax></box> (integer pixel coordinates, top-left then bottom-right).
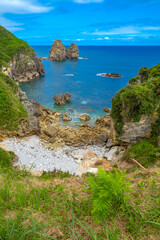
<box><xmin>49</xmin><ymin>40</ymin><xmax>79</xmax><ymax>60</ymax></box>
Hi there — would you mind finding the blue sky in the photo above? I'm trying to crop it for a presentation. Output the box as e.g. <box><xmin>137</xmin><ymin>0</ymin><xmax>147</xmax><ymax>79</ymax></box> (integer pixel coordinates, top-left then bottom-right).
<box><xmin>1</xmin><ymin>0</ymin><xmax>160</xmax><ymax>45</ymax></box>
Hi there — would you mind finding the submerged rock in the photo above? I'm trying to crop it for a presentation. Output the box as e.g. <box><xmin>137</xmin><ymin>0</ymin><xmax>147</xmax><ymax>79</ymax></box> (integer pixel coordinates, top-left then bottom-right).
<box><xmin>62</xmin><ymin>112</ymin><xmax>72</xmax><ymax>121</ymax></box>
<box><xmin>53</xmin><ymin>92</ymin><xmax>71</xmax><ymax>105</ymax></box>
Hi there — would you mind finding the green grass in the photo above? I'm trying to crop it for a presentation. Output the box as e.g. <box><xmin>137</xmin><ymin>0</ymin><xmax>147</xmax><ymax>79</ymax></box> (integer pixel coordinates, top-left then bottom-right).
<box><xmin>0</xmin><ymin>153</ymin><xmax>159</xmax><ymax>240</ymax></box>
<box><xmin>0</xmin><ymin>73</ymin><xmax>27</xmax><ymax>131</ymax></box>
<box><xmin>0</xmin><ymin>25</ymin><xmax>34</xmax><ymax>69</ymax></box>
<box><xmin>124</xmin><ymin>139</ymin><xmax>160</xmax><ymax>167</ymax></box>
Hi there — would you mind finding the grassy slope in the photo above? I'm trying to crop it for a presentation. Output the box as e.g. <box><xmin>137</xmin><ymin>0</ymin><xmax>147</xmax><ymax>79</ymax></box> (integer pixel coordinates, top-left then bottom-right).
<box><xmin>0</xmin><ymin>25</ymin><xmax>34</xmax><ymax>69</ymax></box>
<box><xmin>0</xmin><ymin>72</ymin><xmax>27</xmax><ymax>131</ymax></box>
<box><xmin>0</xmin><ymin>156</ymin><xmax>159</xmax><ymax>240</ymax></box>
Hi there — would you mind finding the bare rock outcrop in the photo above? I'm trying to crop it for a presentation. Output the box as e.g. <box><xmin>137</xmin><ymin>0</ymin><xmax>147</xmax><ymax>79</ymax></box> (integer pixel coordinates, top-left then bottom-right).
<box><xmin>2</xmin><ymin>54</ymin><xmax>45</xmax><ymax>82</ymax></box>
<box><xmin>117</xmin><ymin>115</ymin><xmax>154</xmax><ymax>144</ymax></box>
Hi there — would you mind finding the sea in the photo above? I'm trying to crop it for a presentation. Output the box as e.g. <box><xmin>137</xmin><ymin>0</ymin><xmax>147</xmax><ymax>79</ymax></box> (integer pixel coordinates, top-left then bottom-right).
<box><xmin>20</xmin><ymin>46</ymin><xmax>160</xmax><ymax>126</ymax></box>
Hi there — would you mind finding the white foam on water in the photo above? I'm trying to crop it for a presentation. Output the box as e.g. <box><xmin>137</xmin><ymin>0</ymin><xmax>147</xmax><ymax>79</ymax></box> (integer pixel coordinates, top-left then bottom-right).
<box><xmin>64</xmin><ymin>74</ymin><xmax>74</xmax><ymax>76</ymax></box>
<box><xmin>81</xmin><ymin>100</ymin><xmax>87</xmax><ymax>105</ymax></box>
<box><xmin>96</xmin><ymin>73</ymin><xmax>107</xmax><ymax>77</ymax></box>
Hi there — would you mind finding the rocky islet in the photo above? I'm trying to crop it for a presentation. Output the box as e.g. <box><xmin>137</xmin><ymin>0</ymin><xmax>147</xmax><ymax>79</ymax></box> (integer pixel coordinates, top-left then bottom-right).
<box><xmin>49</xmin><ymin>39</ymin><xmax>79</xmax><ymax>60</ymax></box>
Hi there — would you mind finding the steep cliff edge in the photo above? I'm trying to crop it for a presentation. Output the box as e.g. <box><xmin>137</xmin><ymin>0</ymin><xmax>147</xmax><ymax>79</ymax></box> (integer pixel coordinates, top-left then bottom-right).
<box><xmin>110</xmin><ymin>63</ymin><xmax>160</xmax><ymax>144</ymax></box>
<box><xmin>0</xmin><ymin>25</ymin><xmax>45</xmax><ymax>82</ymax></box>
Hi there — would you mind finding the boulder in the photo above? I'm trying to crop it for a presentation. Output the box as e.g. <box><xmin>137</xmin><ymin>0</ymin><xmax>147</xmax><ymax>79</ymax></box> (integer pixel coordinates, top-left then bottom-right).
<box><xmin>62</xmin><ymin>112</ymin><xmax>72</xmax><ymax>121</ymax></box>
<box><xmin>66</xmin><ymin>43</ymin><xmax>79</xmax><ymax>59</ymax></box>
<box><xmin>103</xmin><ymin>107</ymin><xmax>110</xmax><ymax>113</ymax></box>
<box><xmin>80</xmin><ymin>114</ymin><xmax>90</xmax><ymax>121</ymax></box>
<box><xmin>43</xmin><ymin>126</ymin><xmax>59</xmax><ymax>138</ymax></box>
<box><xmin>53</xmin><ymin>92</ymin><xmax>71</xmax><ymax>105</ymax></box>
<box><xmin>49</xmin><ymin>40</ymin><xmax>66</xmax><ymax>60</ymax></box>
<box><xmin>118</xmin><ymin>115</ymin><xmax>154</xmax><ymax>144</ymax></box>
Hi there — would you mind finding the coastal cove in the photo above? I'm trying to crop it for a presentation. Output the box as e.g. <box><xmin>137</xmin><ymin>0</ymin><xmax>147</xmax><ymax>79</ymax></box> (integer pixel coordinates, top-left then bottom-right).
<box><xmin>20</xmin><ymin>45</ymin><xmax>160</xmax><ymax>125</ymax></box>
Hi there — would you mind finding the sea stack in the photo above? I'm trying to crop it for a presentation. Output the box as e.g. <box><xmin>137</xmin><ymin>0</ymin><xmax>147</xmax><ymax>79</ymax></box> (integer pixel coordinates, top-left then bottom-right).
<box><xmin>66</xmin><ymin>43</ymin><xmax>79</xmax><ymax>59</ymax></box>
<box><xmin>49</xmin><ymin>39</ymin><xmax>66</xmax><ymax>60</ymax></box>
<box><xmin>49</xmin><ymin>40</ymin><xmax>79</xmax><ymax>60</ymax></box>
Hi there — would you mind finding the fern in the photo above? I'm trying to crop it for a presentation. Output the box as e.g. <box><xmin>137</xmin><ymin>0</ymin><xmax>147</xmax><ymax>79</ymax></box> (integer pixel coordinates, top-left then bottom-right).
<box><xmin>87</xmin><ymin>168</ymin><xmax>131</xmax><ymax>223</ymax></box>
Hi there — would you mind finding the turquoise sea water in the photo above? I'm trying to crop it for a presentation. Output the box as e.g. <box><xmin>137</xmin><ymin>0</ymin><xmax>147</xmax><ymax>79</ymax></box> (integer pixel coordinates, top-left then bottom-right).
<box><xmin>20</xmin><ymin>46</ymin><xmax>160</xmax><ymax>125</ymax></box>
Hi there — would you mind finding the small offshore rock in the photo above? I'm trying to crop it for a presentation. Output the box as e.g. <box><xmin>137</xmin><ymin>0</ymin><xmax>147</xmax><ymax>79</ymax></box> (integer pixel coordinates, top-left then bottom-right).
<box><xmin>80</xmin><ymin>114</ymin><xmax>91</xmax><ymax>121</ymax></box>
<box><xmin>100</xmin><ymin>73</ymin><xmax>122</xmax><ymax>78</ymax></box>
<box><xmin>53</xmin><ymin>92</ymin><xmax>71</xmax><ymax>105</ymax></box>
<box><xmin>62</xmin><ymin>112</ymin><xmax>72</xmax><ymax>121</ymax></box>
<box><xmin>103</xmin><ymin>107</ymin><xmax>111</xmax><ymax>113</ymax></box>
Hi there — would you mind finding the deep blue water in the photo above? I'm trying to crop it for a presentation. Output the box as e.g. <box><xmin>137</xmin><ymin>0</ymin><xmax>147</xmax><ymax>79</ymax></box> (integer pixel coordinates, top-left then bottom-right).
<box><xmin>20</xmin><ymin>46</ymin><xmax>160</xmax><ymax>125</ymax></box>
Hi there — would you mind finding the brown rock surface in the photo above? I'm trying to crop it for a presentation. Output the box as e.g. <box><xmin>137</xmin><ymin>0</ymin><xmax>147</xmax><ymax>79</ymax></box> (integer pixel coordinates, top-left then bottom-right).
<box><xmin>49</xmin><ymin>40</ymin><xmax>66</xmax><ymax>60</ymax></box>
<box><xmin>62</xmin><ymin>112</ymin><xmax>72</xmax><ymax>121</ymax></box>
<box><xmin>53</xmin><ymin>92</ymin><xmax>71</xmax><ymax>105</ymax></box>
<box><xmin>66</xmin><ymin>43</ymin><xmax>79</xmax><ymax>59</ymax></box>
<box><xmin>49</xmin><ymin>40</ymin><xmax>79</xmax><ymax>61</ymax></box>
<box><xmin>80</xmin><ymin>114</ymin><xmax>91</xmax><ymax>121</ymax></box>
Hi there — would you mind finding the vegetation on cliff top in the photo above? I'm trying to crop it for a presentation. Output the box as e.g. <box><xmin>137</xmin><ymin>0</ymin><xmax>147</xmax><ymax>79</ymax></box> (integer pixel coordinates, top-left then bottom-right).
<box><xmin>0</xmin><ymin>72</ymin><xmax>27</xmax><ymax>131</ymax></box>
<box><xmin>111</xmin><ymin>63</ymin><xmax>160</xmax><ymax>136</ymax></box>
<box><xmin>0</xmin><ymin>154</ymin><xmax>159</xmax><ymax>240</ymax></box>
<box><xmin>0</xmin><ymin>25</ymin><xmax>34</xmax><ymax>69</ymax></box>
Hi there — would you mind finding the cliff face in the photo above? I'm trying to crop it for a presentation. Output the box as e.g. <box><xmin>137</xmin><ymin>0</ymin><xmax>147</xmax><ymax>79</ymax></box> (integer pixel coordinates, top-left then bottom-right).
<box><xmin>49</xmin><ymin>39</ymin><xmax>79</xmax><ymax>60</ymax></box>
<box><xmin>110</xmin><ymin>63</ymin><xmax>160</xmax><ymax>144</ymax></box>
<box><xmin>0</xmin><ymin>25</ymin><xmax>45</xmax><ymax>82</ymax></box>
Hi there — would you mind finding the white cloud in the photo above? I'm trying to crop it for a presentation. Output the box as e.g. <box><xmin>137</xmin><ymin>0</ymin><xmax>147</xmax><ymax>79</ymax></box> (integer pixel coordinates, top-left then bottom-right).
<box><xmin>75</xmin><ymin>38</ymin><xmax>85</xmax><ymax>41</ymax></box>
<box><xmin>104</xmin><ymin>37</ymin><xmax>109</xmax><ymax>39</ymax></box>
<box><xmin>74</xmin><ymin>0</ymin><xmax>103</xmax><ymax>3</ymax></box>
<box><xmin>0</xmin><ymin>1</ymin><xmax>53</xmax><ymax>32</ymax></box>
<box><xmin>0</xmin><ymin>0</ymin><xmax>53</xmax><ymax>14</ymax></box>
<box><xmin>84</xmin><ymin>25</ymin><xmax>160</xmax><ymax>36</ymax></box>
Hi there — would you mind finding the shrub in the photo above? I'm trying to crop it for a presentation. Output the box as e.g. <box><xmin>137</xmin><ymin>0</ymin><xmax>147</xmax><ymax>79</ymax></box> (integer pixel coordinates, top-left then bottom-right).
<box><xmin>87</xmin><ymin>168</ymin><xmax>131</xmax><ymax>223</ymax></box>
<box><xmin>0</xmin><ymin>148</ymin><xmax>15</xmax><ymax>168</ymax></box>
<box><xmin>125</xmin><ymin>139</ymin><xmax>159</xmax><ymax>167</ymax></box>
<box><xmin>129</xmin><ymin>76</ymin><xmax>140</xmax><ymax>85</ymax></box>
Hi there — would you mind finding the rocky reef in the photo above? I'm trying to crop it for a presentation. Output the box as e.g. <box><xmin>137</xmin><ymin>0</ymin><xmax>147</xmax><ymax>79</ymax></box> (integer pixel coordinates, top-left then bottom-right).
<box><xmin>49</xmin><ymin>39</ymin><xmax>79</xmax><ymax>60</ymax></box>
<box><xmin>0</xmin><ymin>25</ymin><xmax>45</xmax><ymax>82</ymax></box>
<box><xmin>99</xmin><ymin>73</ymin><xmax>122</xmax><ymax>78</ymax></box>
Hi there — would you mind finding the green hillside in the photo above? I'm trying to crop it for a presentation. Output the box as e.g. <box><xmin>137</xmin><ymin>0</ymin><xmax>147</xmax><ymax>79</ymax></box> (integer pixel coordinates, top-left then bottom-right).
<box><xmin>0</xmin><ymin>25</ymin><xmax>34</xmax><ymax>69</ymax></box>
<box><xmin>0</xmin><ymin>72</ymin><xmax>27</xmax><ymax>131</ymax></box>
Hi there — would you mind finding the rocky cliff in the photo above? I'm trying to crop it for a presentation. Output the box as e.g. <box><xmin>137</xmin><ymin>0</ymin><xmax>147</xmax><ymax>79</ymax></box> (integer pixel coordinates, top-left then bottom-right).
<box><xmin>0</xmin><ymin>25</ymin><xmax>45</xmax><ymax>82</ymax></box>
<box><xmin>49</xmin><ymin>39</ymin><xmax>79</xmax><ymax>60</ymax></box>
<box><xmin>110</xmin><ymin>63</ymin><xmax>160</xmax><ymax>144</ymax></box>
